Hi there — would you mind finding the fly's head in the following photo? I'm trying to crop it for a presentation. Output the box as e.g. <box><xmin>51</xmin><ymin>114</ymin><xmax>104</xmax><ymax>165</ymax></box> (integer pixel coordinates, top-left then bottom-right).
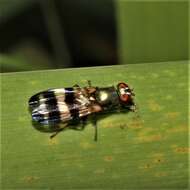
<box><xmin>117</xmin><ymin>82</ymin><xmax>136</xmax><ymax>111</ymax></box>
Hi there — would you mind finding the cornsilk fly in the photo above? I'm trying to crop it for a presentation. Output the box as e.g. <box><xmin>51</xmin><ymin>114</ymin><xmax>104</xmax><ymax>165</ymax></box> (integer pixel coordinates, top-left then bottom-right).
<box><xmin>28</xmin><ymin>81</ymin><xmax>136</xmax><ymax>141</ymax></box>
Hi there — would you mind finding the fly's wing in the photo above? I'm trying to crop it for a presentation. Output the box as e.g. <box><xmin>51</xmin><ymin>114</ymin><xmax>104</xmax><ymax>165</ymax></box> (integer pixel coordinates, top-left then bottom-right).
<box><xmin>29</xmin><ymin>88</ymin><xmax>66</xmax><ymax>111</ymax></box>
<box><xmin>29</xmin><ymin>88</ymin><xmax>68</xmax><ymax>125</ymax></box>
<box><xmin>31</xmin><ymin>102</ymin><xmax>73</xmax><ymax>125</ymax></box>
<box><xmin>29</xmin><ymin>87</ymin><xmax>99</xmax><ymax>125</ymax></box>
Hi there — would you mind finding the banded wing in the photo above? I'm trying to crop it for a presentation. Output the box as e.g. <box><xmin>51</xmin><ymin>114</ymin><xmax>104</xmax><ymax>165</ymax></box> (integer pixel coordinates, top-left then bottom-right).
<box><xmin>29</xmin><ymin>88</ymin><xmax>93</xmax><ymax>125</ymax></box>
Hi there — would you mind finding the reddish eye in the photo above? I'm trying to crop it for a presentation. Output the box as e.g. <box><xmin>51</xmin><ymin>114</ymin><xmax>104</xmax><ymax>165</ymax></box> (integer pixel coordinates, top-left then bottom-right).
<box><xmin>118</xmin><ymin>82</ymin><xmax>128</xmax><ymax>89</ymax></box>
<box><xmin>117</xmin><ymin>82</ymin><xmax>131</xmax><ymax>102</ymax></box>
<box><xmin>121</xmin><ymin>94</ymin><xmax>129</xmax><ymax>102</ymax></box>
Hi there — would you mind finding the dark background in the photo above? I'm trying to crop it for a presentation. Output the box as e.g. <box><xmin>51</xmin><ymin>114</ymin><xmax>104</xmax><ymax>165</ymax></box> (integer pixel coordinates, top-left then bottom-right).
<box><xmin>0</xmin><ymin>0</ymin><xmax>117</xmax><ymax>72</ymax></box>
<box><xmin>0</xmin><ymin>0</ymin><xmax>188</xmax><ymax>72</ymax></box>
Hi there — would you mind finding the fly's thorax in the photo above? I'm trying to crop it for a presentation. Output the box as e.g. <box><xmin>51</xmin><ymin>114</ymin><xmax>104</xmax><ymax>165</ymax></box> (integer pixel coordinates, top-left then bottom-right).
<box><xmin>95</xmin><ymin>87</ymin><xmax>120</xmax><ymax>110</ymax></box>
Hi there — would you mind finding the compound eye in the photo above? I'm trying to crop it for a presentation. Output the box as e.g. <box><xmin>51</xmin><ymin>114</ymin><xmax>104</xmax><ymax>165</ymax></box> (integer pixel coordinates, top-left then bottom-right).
<box><xmin>117</xmin><ymin>82</ymin><xmax>131</xmax><ymax>102</ymax></box>
<box><xmin>120</xmin><ymin>94</ymin><xmax>129</xmax><ymax>102</ymax></box>
<box><xmin>118</xmin><ymin>83</ymin><xmax>128</xmax><ymax>89</ymax></box>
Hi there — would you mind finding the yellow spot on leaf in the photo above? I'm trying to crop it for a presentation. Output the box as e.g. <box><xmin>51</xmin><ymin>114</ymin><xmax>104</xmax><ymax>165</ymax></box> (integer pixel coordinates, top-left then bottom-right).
<box><xmin>174</xmin><ymin>147</ymin><xmax>190</xmax><ymax>154</ymax></box>
<box><xmin>139</xmin><ymin>163</ymin><xmax>153</xmax><ymax>170</ymax></box>
<box><xmin>22</xmin><ymin>176</ymin><xmax>39</xmax><ymax>183</ymax></box>
<box><xmin>151</xmin><ymin>153</ymin><xmax>166</xmax><ymax>164</ymax></box>
<box><xmin>94</xmin><ymin>168</ymin><xmax>105</xmax><ymax>174</ymax></box>
<box><xmin>104</xmin><ymin>156</ymin><xmax>114</xmax><ymax>162</ymax></box>
<box><xmin>151</xmin><ymin>153</ymin><xmax>164</xmax><ymax>158</ymax></box>
<box><xmin>48</xmin><ymin>138</ymin><xmax>59</xmax><ymax>145</ymax></box>
<box><xmin>102</xmin><ymin>122</ymin><xmax>116</xmax><ymax>128</ymax></box>
<box><xmin>152</xmin><ymin>155</ymin><xmax>165</xmax><ymax>164</ymax></box>
<box><xmin>139</xmin><ymin>153</ymin><xmax>165</xmax><ymax>171</ymax></box>
<box><xmin>165</xmin><ymin>112</ymin><xmax>180</xmax><ymax>119</ymax></box>
<box><xmin>155</xmin><ymin>172</ymin><xmax>168</xmax><ymax>177</ymax></box>
<box><xmin>80</xmin><ymin>142</ymin><xmax>94</xmax><ymax>149</ymax></box>
<box><xmin>137</xmin><ymin>127</ymin><xmax>154</xmax><ymax>136</ymax></box>
<box><xmin>129</xmin><ymin>118</ymin><xmax>144</xmax><ymax>129</ymax></box>
<box><xmin>166</xmin><ymin>125</ymin><xmax>187</xmax><ymax>133</ymax></box>
<box><xmin>154</xmin><ymin>159</ymin><xmax>164</xmax><ymax>164</ymax></box>
<box><xmin>119</xmin><ymin>123</ymin><xmax>127</xmax><ymax>129</ymax></box>
<box><xmin>136</xmin><ymin>134</ymin><xmax>163</xmax><ymax>143</ymax></box>
<box><xmin>81</xmin><ymin>79</ymin><xmax>87</xmax><ymax>83</ymax></box>
<box><xmin>148</xmin><ymin>100</ymin><xmax>162</xmax><ymax>112</ymax></box>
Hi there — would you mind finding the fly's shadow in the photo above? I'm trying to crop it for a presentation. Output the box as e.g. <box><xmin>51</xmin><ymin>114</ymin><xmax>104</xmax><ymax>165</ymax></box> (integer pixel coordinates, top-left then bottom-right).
<box><xmin>30</xmin><ymin>107</ymin><xmax>134</xmax><ymax>140</ymax></box>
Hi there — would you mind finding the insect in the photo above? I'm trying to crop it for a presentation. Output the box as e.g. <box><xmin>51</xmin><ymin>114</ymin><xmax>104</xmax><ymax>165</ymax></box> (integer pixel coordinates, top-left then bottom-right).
<box><xmin>28</xmin><ymin>81</ymin><xmax>135</xmax><ymax>141</ymax></box>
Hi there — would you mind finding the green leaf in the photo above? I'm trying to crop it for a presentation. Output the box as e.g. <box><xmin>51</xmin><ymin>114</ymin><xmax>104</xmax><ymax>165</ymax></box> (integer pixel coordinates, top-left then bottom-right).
<box><xmin>1</xmin><ymin>60</ymin><xmax>189</xmax><ymax>189</ymax></box>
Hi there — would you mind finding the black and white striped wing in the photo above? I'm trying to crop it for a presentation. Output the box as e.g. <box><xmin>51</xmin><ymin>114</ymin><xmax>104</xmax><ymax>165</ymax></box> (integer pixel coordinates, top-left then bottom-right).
<box><xmin>29</xmin><ymin>88</ymin><xmax>92</xmax><ymax>125</ymax></box>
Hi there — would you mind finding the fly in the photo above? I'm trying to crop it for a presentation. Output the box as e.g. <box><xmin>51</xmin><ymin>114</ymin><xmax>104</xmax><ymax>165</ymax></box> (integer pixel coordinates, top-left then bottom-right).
<box><xmin>28</xmin><ymin>81</ymin><xmax>136</xmax><ymax>141</ymax></box>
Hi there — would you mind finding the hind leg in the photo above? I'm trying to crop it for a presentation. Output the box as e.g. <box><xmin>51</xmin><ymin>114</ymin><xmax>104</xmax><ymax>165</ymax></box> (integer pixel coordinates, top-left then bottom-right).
<box><xmin>50</xmin><ymin>124</ymin><xmax>68</xmax><ymax>139</ymax></box>
<box><xmin>91</xmin><ymin>116</ymin><xmax>98</xmax><ymax>141</ymax></box>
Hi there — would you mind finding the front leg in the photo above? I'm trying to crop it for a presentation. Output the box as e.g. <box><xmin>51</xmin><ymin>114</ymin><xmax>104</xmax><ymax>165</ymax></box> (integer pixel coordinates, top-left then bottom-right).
<box><xmin>73</xmin><ymin>84</ymin><xmax>80</xmax><ymax>88</ymax></box>
<box><xmin>87</xmin><ymin>80</ymin><xmax>92</xmax><ymax>87</ymax></box>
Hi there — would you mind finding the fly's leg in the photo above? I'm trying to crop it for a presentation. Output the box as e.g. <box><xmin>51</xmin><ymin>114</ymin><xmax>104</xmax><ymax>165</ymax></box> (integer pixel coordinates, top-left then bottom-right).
<box><xmin>81</xmin><ymin>116</ymin><xmax>87</xmax><ymax>127</ymax></box>
<box><xmin>69</xmin><ymin>116</ymin><xmax>87</xmax><ymax>131</ymax></box>
<box><xmin>73</xmin><ymin>84</ymin><xmax>80</xmax><ymax>88</ymax></box>
<box><xmin>50</xmin><ymin>129</ymin><xmax>63</xmax><ymax>139</ymax></box>
<box><xmin>131</xmin><ymin>103</ymin><xmax>140</xmax><ymax>117</ymax></box>
<box><xmin>130</xmin><ymin>105</ymin><xmax>136</xmax><ymax>112</ymax></box>
<box><xmin>50</xmin><ymin>124</ymin><xmax>68</xmax><ymax>139</ymax></box>
<box><xmin>92</xmin><ymin>116</ymin><xmax>98</xmax><ymax>141</ymax></box>
<box><xmin>93</xmin><ymin>120</ymin><xmax>98</xmax><ymax>142</ymax></box>
<box><xmin>87</xmin><ymin>80</ymin><xmax>92</xmax><ymax>87</ymax></box>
